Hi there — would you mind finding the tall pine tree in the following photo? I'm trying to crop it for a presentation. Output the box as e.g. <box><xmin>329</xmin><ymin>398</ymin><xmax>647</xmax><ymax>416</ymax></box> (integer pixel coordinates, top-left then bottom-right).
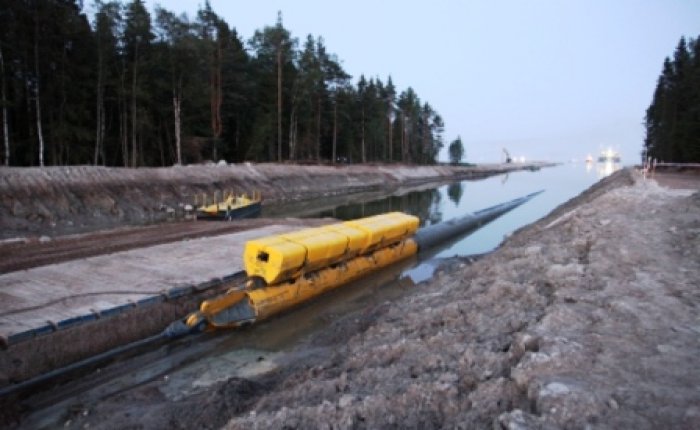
<box><xmin>644</xmin><ymin>35</ymin><xmax>700</xmax><ymax>163</ymax></box>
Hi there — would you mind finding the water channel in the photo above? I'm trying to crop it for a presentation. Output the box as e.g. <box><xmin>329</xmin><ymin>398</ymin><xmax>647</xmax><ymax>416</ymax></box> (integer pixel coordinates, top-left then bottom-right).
<box><xmin>20</xmin><ymin>161</ymin><xmax>622</xmax><ymax>428</ymax></box>
<box><xmin>285</xmin><ymin>161</ymin><xmax>618</xmax><ymax>257</ymax></box>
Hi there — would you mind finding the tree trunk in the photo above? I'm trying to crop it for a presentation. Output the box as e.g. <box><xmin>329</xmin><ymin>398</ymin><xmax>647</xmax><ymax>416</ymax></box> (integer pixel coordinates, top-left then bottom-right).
<box><xmin>387</xmin><ymin>111</ymin><xmax>393</xmax><ymax>162</ymax></box>
<box><xmin>210</xmin><ymin>37</ymin><xmax>222</xmax><ymax>162</ymax></box>
<box><xmin>235</xmin><ymin>114</ymin><xmax>240</xmax><ymax>160</ymax></box>
<box><xmin>288</xmin><ymin>108</ymin><xmax>296</xmax><ymax>160</ymax></box>
<box><xmin>58</xmin><ymin>42</ymin><xmax>68</xmax><ymax>165</ymax></box>
<box><xmin>94</xmin><ymin>80</ymin><xmax>103</xmax><ymax>165</ymax></box>
<box><xmin>119</xmin><ymin>57</ymin><xmax>128</xmax><ymax>167</ymax></box>
<box><xmin>0</xmin><ymin>46</ymin><xmax>9</xmax><ymax>166</ymax></box>
<box><xmin>33</xmin><ymin>17</ymin><xmax>45</xmax><ymax>167</ymax></box>
<box><xmin>100</xmin><ymin>106</ymin><xmax>105</xmax><ymax>164</ymax></box>
<box><xmin>173</xmin><ymin>76</ymin><xmax>182</xmax><ymax>165</ymax></box>
<box><xmin>158</xmin><ymin>118</ymin><xmax>165</xmax><ymax>166</ymax></box>
<box><xmin>422</xmin><ymin>112</ymin><xmax>429</xmax><ymax>163</ymax></box>
<box><xmin>401</xmin><ymin>111</ymin><xmax>407</xmax><ymax>163</ymax></box>
<box><xmin>276</xmin><ymin>46</ymin><xmax>282</xmax><ymax>162</ymax></box>
<box><xmin>361</xmin><ymin>107</ymin><xmax>366</xmax><ymax>163</ymax></box>
<box><xmin>332</xmin><ymin>98</ymin><xmax>337</xmax><ymax>163</ymax></box>
<box><xmin>173</xmin><ymin>93</ymin><xmax>182</xmax><ymax>165</ymax></box>
<box><xmin>94</xmin><ymin>33</ymin><xmax>103</xmax><ymax>165</ymax></box>
<box><xmin>120</xmin><ymin>97</ymin><xmax>128</xmax><ymax>167</ymax></box>
<box><xmin>316</xmin><ymin>96</ymin><xmax>321</xmax><ymax>161</ymax></box>
<box><xmin>131</xmin><ymin>42</ymin><xmax>139</xmax><ymax>167</ymax></box>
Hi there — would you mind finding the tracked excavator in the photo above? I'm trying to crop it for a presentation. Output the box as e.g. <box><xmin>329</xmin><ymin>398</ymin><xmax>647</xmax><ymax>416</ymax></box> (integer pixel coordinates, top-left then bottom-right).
<box><xmin>503</xmin><ymin>148</ymin><xmax>512</xmax><ymax>164</ymax></box>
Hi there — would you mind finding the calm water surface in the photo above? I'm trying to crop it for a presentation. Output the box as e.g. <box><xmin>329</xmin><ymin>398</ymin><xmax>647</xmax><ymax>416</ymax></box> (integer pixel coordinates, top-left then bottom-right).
<box><xmin>309</xmin><ymin>162</ymin><xmax>619</xmax><ymax>257</ymax></box>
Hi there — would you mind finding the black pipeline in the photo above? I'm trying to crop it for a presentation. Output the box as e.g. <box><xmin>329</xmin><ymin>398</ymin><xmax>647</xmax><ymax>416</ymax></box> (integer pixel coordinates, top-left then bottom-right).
<box><xmin>413</xmin><ymin>190</ymin><xmax>544</xmax><ymax>251</ymax></box>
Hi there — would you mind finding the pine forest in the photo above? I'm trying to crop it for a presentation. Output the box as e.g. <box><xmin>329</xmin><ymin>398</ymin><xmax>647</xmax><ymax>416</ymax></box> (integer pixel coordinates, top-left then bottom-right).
<box><xmin>644</xmin><ymin>35</ymin><xmax>700</xmax><ymax>163</ymax></box>
<box><xmin>0</xmin><ymin>0</ymin><xmax>446</xmax><ymax>167</ymax></box>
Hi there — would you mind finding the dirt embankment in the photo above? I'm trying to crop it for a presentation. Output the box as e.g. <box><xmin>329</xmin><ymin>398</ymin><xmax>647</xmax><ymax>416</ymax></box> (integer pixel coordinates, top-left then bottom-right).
<box><xmin>209</xmin><ymin>169</ymin><xmax>697</xmax><ymax>429</ymax></box>
<box><xmin>0</xmin><ymin>162</ymin><xmax>547</xmax><ymax>239</ymax></box>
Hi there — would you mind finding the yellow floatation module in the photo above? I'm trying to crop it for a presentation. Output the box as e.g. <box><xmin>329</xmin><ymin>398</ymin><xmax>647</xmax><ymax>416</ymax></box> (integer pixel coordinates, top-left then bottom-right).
<box><xmin>186</xmin><ymin>212</ymin><xmax>419</xmax><ymax>330</ymax></box>
<box><xmin>244</xmin><ymin>212</ymin><xmax>419</xmax><ymax>285</ymax></box>
<box><xmin>248</xmin><ymin>240</ymin><xmax>416</xmax><ymax>321</ymax></box>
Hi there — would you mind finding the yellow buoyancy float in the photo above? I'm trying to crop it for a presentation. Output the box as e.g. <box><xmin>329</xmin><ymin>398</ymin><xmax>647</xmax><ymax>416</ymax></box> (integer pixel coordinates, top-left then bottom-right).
<box><xmin>243</xmin><ymin>212</ymin><xmax>419</xmax><ymax>285</ymax></box>
<box><xmin>191</xmin><ymin>238</ymin><xmax>418</xmax><ymax>330</ymax></box>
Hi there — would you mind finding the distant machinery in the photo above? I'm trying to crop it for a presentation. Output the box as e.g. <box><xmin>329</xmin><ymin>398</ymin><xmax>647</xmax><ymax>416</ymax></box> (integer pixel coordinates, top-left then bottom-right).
<box><xmin>503</xmin><ymin>148</ymin><xmax>512</xmax><ymax>163</ymax></box>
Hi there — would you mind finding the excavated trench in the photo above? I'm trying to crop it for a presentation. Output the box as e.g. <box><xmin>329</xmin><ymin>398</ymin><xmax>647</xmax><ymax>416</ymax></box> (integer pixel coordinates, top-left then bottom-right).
<box><xmin>2</xmin><ymin>163</ymin><xmax>553</xmax><ymax>393</ymax></box>
<box><xmin>0</xmin><ymin>164</ymin><xmax>553</xmax><ymax>427</ymax></box>
<box><xmin>4</xmin><ymin>166</ymin><xmax>697</xmax><ymax>429</ymax></box>
<box><xmin>0</xmin><ymin>163</ymin><xmax>552</xmax><ymax>392</ymax></box>
<box><xmin>0</xmin><ymin>163</ymin><xmax>547</xmax><ymax>392</ymax></box>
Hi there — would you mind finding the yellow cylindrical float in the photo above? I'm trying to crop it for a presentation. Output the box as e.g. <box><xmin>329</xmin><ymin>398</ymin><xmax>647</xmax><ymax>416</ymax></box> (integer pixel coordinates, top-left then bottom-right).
<box><xmin>196</xmin><ymin>238</ymin><xmax>418</xmax><ymax>329</ymax></box>
<box><xmin>247</xmin><ymin>238</ymin><xmax>417</xmax><ymax>321</ymax></box>
<box><xmin>244</xmin><ymin>212</ymin><xmax>419</xmax><ymax>285</ymax></box>
<box><xmin>190</xmin><ymin>212</ymin><xmax>421</xmax><ymax>330</ymax></box>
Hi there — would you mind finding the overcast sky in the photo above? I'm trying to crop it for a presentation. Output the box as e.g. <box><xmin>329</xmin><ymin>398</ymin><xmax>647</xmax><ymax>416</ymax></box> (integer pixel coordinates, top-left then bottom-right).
<box><xmin>145</xmin><ymin>0</ymin><xmax>700</xmax><ymax>163</ymax></box>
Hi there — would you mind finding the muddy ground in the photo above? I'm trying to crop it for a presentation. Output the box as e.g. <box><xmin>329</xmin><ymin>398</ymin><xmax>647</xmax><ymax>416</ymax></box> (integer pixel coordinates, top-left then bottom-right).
<box><xmin>32</xmin><ymin>169</ymin><xmax>698</xmax><ymax>430</ymax></box>
<box><xmin>0</xmin><ymin>217</ymin><xmax>330</xmax><ymax>274</ymax></box>
<box><xmin>0</xmin><ymin>162</ymin><xmax>547</xmax><ymax>239</ymax></box>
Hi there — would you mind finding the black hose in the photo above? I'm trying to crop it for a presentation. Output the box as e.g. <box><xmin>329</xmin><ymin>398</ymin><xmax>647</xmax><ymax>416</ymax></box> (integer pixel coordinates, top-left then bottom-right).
<box><xmin>0</xmin><ymin>319</ymin><xmax>201</xmax><ymax>399</ymax></box>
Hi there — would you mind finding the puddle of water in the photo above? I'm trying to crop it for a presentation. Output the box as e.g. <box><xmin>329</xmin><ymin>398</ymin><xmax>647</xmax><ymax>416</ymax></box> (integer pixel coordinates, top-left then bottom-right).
<box><xmin>403</xmin><ymin>260</ymin><xmax>440</xmax><ymax>284</ymax></box>
<box><xmin>163</xmin><ymin>348</ymin><xmax>282</xmax><ymax>401</ymax></box>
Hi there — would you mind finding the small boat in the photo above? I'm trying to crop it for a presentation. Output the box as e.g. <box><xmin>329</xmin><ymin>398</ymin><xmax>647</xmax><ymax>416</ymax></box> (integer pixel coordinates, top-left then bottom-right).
<box><xmin>196</xmin><ymin>192</ymin><xmax>262</xmax><ymax>220</ymax></box>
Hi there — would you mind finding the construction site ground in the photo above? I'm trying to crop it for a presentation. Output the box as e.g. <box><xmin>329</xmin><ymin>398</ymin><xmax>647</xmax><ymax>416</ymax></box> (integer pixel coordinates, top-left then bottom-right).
<box><xmin>0</xmin><ymin>218</ymin><xmax>329</xmax><ymax>275</ymax></box>
<box><xmin>1</xmin><ymin>168</ymin><xmax>699</xmax><ymax>429</ymax></box>
<box><xmin>0</xmin><ymin>217</ymin><xmax>334</xmax><ymax>387</ymax></box>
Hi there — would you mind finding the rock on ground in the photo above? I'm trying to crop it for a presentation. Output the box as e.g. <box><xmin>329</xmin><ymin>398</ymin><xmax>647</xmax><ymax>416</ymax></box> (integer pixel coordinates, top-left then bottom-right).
<box><xmin>221</xmin><ymin>169</ymin><xmax>700</xmax><ymax>429</ymax></box>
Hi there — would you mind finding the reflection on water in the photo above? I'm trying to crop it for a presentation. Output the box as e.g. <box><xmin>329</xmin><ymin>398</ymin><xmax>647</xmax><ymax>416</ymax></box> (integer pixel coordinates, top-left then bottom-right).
<box><xmin>585</xmin><ymin>159</ymin><xmax>621</xmax><ymax>179</ymax></box>
<box><xmin>596</xmin><ymin>160</ymin><xmax>621</xmax><ymax>179</ymax></box>
<box><xmin>447</xmin><ymin>182</ymin><xmax>464</xmax><ymax>205</ymax></box>
<box><xmin>314</xmin><ymin>187</ymin><xmax>444</xmax><ymax>226</ymax></box>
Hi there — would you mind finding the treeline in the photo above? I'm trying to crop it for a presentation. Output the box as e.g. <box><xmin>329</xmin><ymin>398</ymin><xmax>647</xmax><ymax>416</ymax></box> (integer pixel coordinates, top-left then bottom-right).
<box><xmin>0</xmin><ymin>0</ymin><xmax>445</xmax><ymax>167</ymax></box>
<box><xmin>644</xmin><ymin>35</ymin><xmax>700</xmax><ymax>163</ymax></box>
